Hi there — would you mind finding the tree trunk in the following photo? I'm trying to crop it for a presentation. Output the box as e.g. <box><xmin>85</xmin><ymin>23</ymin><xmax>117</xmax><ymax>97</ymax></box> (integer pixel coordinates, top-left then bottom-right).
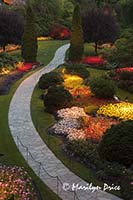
<box><xmin>3</xmin><ymin>45</ymin><xmax>6</xmax><ymax>52</ymax></box>
<box><xmin>95</xmin><ymin>42</ymin><xmax>98</xmax><ymax>55</ymax></box>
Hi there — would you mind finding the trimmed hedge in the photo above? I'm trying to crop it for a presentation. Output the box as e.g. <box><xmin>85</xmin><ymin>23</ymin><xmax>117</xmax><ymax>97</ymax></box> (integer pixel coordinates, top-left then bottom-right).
<box><xmin>65</xmin><ymin>64</ymin><xmax>89</xmax><ymax>79</ymax></box>
<box><xmin>38</xmin><ymin>72</ymin><xmax>63</xmax><ymax>89</ymax></box>
<box><xmin>44</xmin><ymin>86</ymin><xmax>73</xmax><ymax>113</ymax></box>
<box><xmin>98</xmin><ymin>121</ymin><xmax>133</xmax><ymax>167</ymax></box>
<box><xmin>89</xmin><ymin>77</ymin><xmax>117</xmax><ymax>98</ymax></box>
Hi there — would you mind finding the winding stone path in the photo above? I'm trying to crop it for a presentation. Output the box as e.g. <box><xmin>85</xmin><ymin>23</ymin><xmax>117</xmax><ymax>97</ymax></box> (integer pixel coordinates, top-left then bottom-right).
<box><xmin>8</xmin><ymin>44</ymin><xmax>122</xmax><ymax>200</ymax></box>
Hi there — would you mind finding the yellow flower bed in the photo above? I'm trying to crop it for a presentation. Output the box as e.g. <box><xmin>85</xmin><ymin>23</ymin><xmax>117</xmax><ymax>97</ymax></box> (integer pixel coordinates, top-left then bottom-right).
<box><xmin>37</xmin><ymin>36</ymin><xmax>52</xmax><ymax>41</ymax></box>
<box><xmin>97</xmin><ymin>102</ymin><xmax>133</xmax><ymax>120</ymax></box>
<box><xmin>63</xmin><ymin>74</ymin><xmax>83</xmax><ymax>89</ymax></box>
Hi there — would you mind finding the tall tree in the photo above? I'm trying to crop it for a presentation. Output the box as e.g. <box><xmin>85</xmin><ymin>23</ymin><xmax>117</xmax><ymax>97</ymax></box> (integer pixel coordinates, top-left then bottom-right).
<box><xmin>0</xmin><ymin>7</ymin><xmax>23</xmax><ymax>51</ymax></box>
<box><xmin>21</xmin><ymin>4</ymin><xmax>38</xmax><ymax>62</ymax></box>
<box><xmin>68</xmin><ymin>4</ymin><xmax>84</xmax><ymax>62</ymax></box>
<box><xmin>82</xmin><ymin>8</ymin><xmax>119</xmax><ymax>54</ymax></box>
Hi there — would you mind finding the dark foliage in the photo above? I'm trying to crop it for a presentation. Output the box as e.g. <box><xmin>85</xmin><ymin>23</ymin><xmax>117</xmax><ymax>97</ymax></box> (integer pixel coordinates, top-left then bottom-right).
<box><xmin>65</xmin><ymin>64</ymin><xmax>89</xmax><ymax>79</ymax></box>
<box><xmin>44</xmin><ymin>86</ymin><xmax>73</xmax><ymax>113</ymax></box>
<box><xmin>68</xmin><ymin>4</ymin><xmax>84</xmax><ymax>62</ymax></box>
<box><xmin>21</xmin><ymin>5</ymin><xmax>38</xmax><ymax>62</ymax></box>
<box><xmin>98</xmin><ymin>121</ymin><xmax>133</xmax><ymax>167</ymax></box>
<box><xmin>82</xmin><ymin>8</ymin><xmax>119</xmax><ymax>54</ymax></box>
<box><xmin>0</xmin><ymin>7</ymin><xmax>24</xmax><ymax>51</ymax></box>
<box><xmin>0</xmin><ymin>71</ymin><xmax>24</xmax><ymax>95</ymax></box>
<box><xmin>38</xmin><ymin>72</ymin><xmax>64</xmax><ymax>89</ymax></box>
<box><xmin>89</xmin><ymin>77</ymin><xmax>117</xmax><ymax>98</ymax></box>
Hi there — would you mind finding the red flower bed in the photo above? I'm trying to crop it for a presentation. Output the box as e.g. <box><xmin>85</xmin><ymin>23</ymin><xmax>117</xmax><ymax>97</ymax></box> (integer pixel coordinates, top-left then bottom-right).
<box><xmin>116</xmin><ymin>67</ymin><xmax>133</xmax><ymax>73</ymax></box>
<box><xmin>50</xmin><ymin>24</ymin><xmax>70</xmax><ymax>40</ymax></box>
<box><xmin>17</xmin><ymin>62</ymin><xmax>39</xmax><ymax>72</ymax></box>
<box><xmin>82</xmin><ymin>56</ymin><xmax>106</xmax><ymax>65</ymax></box>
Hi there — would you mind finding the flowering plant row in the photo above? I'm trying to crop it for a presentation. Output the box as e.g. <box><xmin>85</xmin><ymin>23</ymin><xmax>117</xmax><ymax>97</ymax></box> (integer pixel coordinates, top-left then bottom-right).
<box><xmin>51</xmin><ymin>107</ymin><xmax>118</xmax><ymax>142</ymax></box>
<box><xmin>17</xmin><ymin>62</ymin><xmax>40</xmax><ymax>72</ymax></box>
<box><xmin>97</xmin><ymin>102</ymin><xmax>133</xmax><ymax>120</ymax></box>
<box><xmin>116</xmin><ymin>67</ymin><xmax>133</xmax><ymax>73</ymax></box>
<box><xmin>82</xmin><ymin>56</ymin><xmax>107</xmax><ymax>65</ymax></box>
<box><xmin>0</xmin><ymin>165</ymin><xmax>38</xmax><ymax>200</ymax></box>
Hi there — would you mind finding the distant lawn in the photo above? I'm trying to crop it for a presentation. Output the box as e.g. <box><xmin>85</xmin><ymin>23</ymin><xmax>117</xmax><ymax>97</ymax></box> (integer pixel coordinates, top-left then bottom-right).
<box><xmin>0</xmin><ymin>40</ymin><xmax>68</xmax><ymax>200</ymax></box>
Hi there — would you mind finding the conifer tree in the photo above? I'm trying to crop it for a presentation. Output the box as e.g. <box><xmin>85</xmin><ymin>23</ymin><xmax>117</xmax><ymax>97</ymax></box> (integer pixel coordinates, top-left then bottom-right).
<box><xmin>68</xmin><ymin>3</ymin><xmax>84</xmax><ymax>62</ymax></box>
<box><xmin>21</xmin><ymin>4</ymin><xmax>38</xmax><ymax>62</ymax></box>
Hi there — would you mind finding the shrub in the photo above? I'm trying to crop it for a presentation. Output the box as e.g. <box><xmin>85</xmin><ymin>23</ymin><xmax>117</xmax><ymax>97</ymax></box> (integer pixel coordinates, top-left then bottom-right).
<box><xmin>50</xmin><ymin>24</ymin><xmax>70</xmax><ymax>40</ymax></box>
<box><xmin>98</xmin><ymin>121</ymin><xmax>133</xmax><ymax>167</ymax></box>
<box><xmin>0</xmin><ymin>52</ymin><xmax>19</xmax><ymax>70</ymax></box>
<box><xmin>65</xmin><ymin>64</ymin><xmax>89</xmax><ymax>79</ymax></box>
<box><xmin>21</xmin><ymin>5</ymin><xmax>38</xmax><ymax>62</ymax></box>
<box><xmin>66</xmin><ymin>139</ymin><xmax>98</xmax><ymax>162</ymax></box>
<box><xmin>68</xmin><ymin>4</ymin><xmax>84</xmax><ymax>62</ymax></box>
<box><xmin>38</xmin><ymin>72</ymin><xmax>63</xmax><ymax>89</ymax></box>
<box><xmin>44</xmin><ymin>86</ymin><xmax>73</xmax><ymax>113</ymax></box>
<box><xmin>89</xmin><ymin>77</ymin><xmax>117</xmax><ymax>98</ymax></box>
<box><xmin>119</xmin><ymin>71</ymin><xmax>133</xmax><ymax>80</ymax></box>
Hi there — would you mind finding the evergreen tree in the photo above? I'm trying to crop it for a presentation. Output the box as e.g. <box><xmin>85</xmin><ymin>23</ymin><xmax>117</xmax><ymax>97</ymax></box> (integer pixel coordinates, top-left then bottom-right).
<box><xmin>68</xmin><ymin>3</ymin><xmax>84</xmax><ymax>62</ymax></box>
<box><xmin>21</xmin><ymin>4</ymin><xmax>38</xmax><ymax>62</ymax></box>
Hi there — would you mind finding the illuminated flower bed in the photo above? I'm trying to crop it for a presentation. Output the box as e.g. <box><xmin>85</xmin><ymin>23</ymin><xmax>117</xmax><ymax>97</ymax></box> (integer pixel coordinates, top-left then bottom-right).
<box><xmin>50</xmin><ymin>107</ymin><xmax>118</xmax><ymax>142</ymax></box>
<box><xmin>97</xmin><ymin>102</ymin><xmax>133</xmax><ymax>120</ymax></box>
<box><xmin>57</xmin><ymin>106</ymin><xmax>88</xmax><ymax>119</ymax></box>
<box><xmin>82</xmin><ymin>56</ymin><xmax>107</xmax><ymax>65</ymax></box>
<box><xmin>37</xmin><ymin>36</ymin><xmax>52</xmax><ymax>41</ymax></box>
<box><xmin>116</xmin><ymin>67</ymin><xmax>133</xmax><ymax>73</ymax></box>
<box><xmin>70</xmin><ymin>86</ymin><xmax>91</xmax><ymax>98</ymax></box>
<box><xmin>0</xmin><ymin>165</ymin><xmax>38</xmax><ymax>200</ymax></box>
<box><xmin>63</xmin><ymin>74</ymin><xmax>83</xmax><ymax>89</ymax></box>
<box><xmin>17</xmin><ymin>62</ymin><xmax>39</xmax><ymax>72</ymax></box>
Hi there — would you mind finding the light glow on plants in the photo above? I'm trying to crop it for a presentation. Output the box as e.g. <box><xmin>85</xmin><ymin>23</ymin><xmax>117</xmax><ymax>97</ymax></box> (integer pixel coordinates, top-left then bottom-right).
<box><xmin>97</xmin><ymin>102</ymin><xmax>133</xmax><ymax>120</ymax></box>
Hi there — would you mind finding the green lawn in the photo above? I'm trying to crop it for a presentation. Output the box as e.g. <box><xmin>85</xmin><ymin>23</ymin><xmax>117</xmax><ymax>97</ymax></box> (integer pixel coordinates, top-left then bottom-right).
<box><xmin>0</xmin><ymin>40</ymin><xmax>68</xmax><ymax>200</ymax></box>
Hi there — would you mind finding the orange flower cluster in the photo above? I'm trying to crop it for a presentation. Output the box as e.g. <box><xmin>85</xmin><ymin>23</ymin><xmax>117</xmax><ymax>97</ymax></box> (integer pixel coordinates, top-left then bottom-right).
<box><xmin>84</xmin><ymin>116</ymin><xmax>119</xmax><ymax>142</ymax></box>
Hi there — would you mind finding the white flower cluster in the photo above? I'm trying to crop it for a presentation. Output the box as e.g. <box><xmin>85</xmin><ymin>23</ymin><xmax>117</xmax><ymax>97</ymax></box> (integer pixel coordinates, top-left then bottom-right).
<box><xmin>52</xmin><ymin>118</ymin><xmax>80</xmax><ymax>135</ymax></box>
<box><xmin>50</xmin><ymin>107</ymin><xmax>87</xmax><ymax>140</ymax></box>
<box><xmin>57</xmin><ymin>106</ymin><xmax>88</xmax><ymax>119</ymax></box>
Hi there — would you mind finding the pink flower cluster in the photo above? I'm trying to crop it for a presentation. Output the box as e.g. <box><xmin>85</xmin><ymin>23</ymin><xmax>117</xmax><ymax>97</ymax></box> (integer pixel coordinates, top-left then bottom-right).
<box><xmin>0</xmin><ymin>165</ymin><xmax>38</xmax><ymax>200</ymax></box>
<box><xmin>57</xmin><ymin>106</ymin><xmax>88</xmax><ymax>119</ymax></box>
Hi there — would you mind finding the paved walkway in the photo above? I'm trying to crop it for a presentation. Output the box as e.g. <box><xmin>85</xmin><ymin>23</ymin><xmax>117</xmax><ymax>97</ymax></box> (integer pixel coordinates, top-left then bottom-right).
<box><xmin>8</xmin><ymin>44</ymin><xmax>122</xmax><ymax>200</ymax></box>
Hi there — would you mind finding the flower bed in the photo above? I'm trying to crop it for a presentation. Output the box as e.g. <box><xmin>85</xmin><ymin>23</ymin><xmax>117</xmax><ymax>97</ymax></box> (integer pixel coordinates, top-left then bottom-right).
<box><xmin>116</xmin><ymin>67</ymin><xmax>133</xmax><ymax>73</ymax></box>
<box><xmin>97</xmin><ymin>102</ymin><xmax>133</xmax><ymax>120</ymax></box>
<box><xmin>50</xmin><ymin>107</ymin><xmax>118</xmax><ymax>142</ymax></box>
<box><xmin>57</xmin><ymin>106</ymin><xmax>88</xmax><ymax>119</ymax></box>
<box><xmin>0</xmin><ymin>71</ymin><xmax>24</xmax><ymax>95</ymax></box>
<box><xmin>82</xmin><ymin>56</ymin><xmax>107</xmax><ymax>65</ymax></box>
<box><xmin>0</xmin><ymin>165</ymin><xmax>38</xmax><ymax>200</ymax></box>
<box><xmin>17</xmin><ymin>62</ymin><xmax>40</xmax><ymax>72</ymax></box>
<box><xmin>63</xmin><ymin>74</ymin><xmax>83</xmax><ymax>89</ymax></box>
<box><xmin>70</xmin><ymin>86</ymin><xmax>91</xmax><ymax>98</ymax></box>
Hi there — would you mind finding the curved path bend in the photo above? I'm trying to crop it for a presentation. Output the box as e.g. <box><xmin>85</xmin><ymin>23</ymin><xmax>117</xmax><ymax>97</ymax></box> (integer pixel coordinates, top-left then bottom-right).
<box><xmin>8</xmin><ymin>44</ymin><xmax>121</xmax><ymax>200</ymax></box>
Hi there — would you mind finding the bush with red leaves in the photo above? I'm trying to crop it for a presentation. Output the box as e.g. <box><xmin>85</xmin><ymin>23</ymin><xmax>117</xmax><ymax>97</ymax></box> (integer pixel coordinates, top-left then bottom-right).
<box><xmin>50</xmin><ymin>24</ymin><xmax>70</xmax><ymax>40</ymax></box>
<box><xmin>82</xmin><ymin>56</ymin><xmax>107</xmax><ymax>65</ymax></box>
<box><xmin>17</xmin><ymin>62</ymin><xmax>40</xmax><ymax>72</ymax></box>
